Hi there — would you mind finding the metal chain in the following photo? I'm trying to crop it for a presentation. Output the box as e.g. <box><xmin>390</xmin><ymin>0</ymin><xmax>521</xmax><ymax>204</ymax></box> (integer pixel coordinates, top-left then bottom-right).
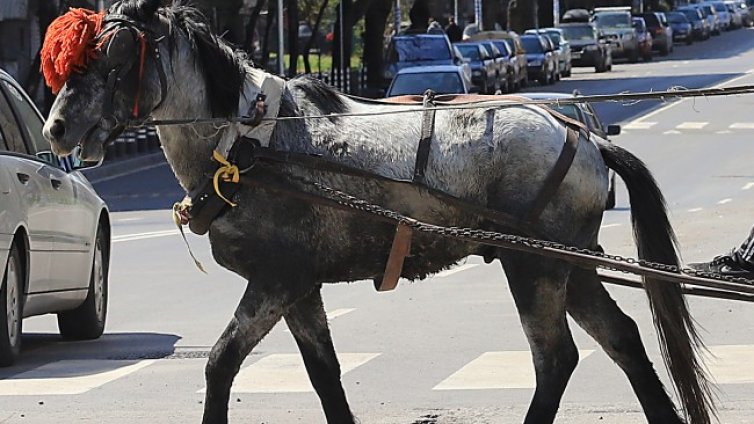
<box><xmin>282</xmin><ymin>172</ymin><xmax>754</xmax><ymax>287</ymax></box>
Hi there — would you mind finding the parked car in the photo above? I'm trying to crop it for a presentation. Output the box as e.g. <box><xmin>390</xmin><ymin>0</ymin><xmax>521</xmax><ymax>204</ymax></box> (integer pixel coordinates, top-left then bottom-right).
<box><xmin>523</xmin><ymin>92</ymin><xmax>621</xmax><ymax>209</ymax></box>
<box><xmin>559</xmin><ymin>23</ymin><xmax>613</xmax><ymax>73</ymax></box>
<box><xmin>469</xmin><ymin>31</ymin><xmax>529</xmax><ymax>89</ymax></box>
<box><xmin>385</xmin><ymin>65</ymin><xmax>473</xmax><ymax>97</ymax></box>
<box><xmin>666</xmin><ymin>12</ymin><xmax>694</xmax><ymax>45</ymax></box>
<box><xmin>632</xmin><ymin>17</ymin><xmax>654</xmax><ymax>61</ymax></box>
<box><xmin>454</xmin><ymin>42</ymin><xmax>499</xmax><ymax>94</ymax></box>
<box><xmin>724</xmin><ymin>0</ymin><xmax>745</xmax><ymax>27</ymax></box>
<box><xmin>383</xmin><ymin>34</ymin><xmax>467</xmax><ymax>89</ymax></box>
<box><xmin>478</xmin><ymin>41</ymin><xmax>513</xmax><ymax>92</ymax></box>
<box><xmin>638</xmin><ymin>12</ymin><xmax>673</xmax><ymax>55</ymax></box>
<box><xmin>0</xmin><ymin>68</ymin><xmax>110</xmax><ymax>366</ymax></box>
<box><xmin>676</xmin><ymin>6</ymin><xmax>711</xmax><ymax>39</ymax></box>
<box><xmin>697</xmin><ymin>3</ymin><xmax>722</xmax><ymax>35</ymax></box>
<box><xmin>520</xmin><ymin>34</ymin><xmax>558</xmax><ymax>85</ymax></box>
<box><xmin>539</xmin><ymin>34</ymin><xmax>562</xmax><ymax>81</ymax></box>
<box><xmin>732</xmin><ymin>0</ymin><xmax>752</xmax><ymax>26</ymax></box>
<box><xmin>705</xmin><ymin>1</ymin><xmax>732</xmax><ymax>30</ymax></box>
<box><xmin>527</xmin><ymin>28</ymin><xmax>573</xmax><ymax>77</ymax></box>
<box><xmin>592</xmin><ymin>6</ymin><xmax>640</xmax><ymax>62</ymax></box>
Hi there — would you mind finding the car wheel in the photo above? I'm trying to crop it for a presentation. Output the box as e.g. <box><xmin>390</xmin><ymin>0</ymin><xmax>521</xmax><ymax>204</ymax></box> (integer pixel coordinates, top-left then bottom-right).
<box><xmin>0</xmin><ymin>245</ymin><xmax>23</xmax><ymax>367</ymax></box>
<box><xmin>686</xmin><ymin>37</ymin><xmax>693</xmax><ymax>46</ymax></box>
<box><xmin>628</xmin><ymin>50</ymin><xmax>639</xmax><ymax>63</ymax></box>
<box><xmin>564</xmin><ymin>67</ymin><xmax>571</xmax><ymax>78</ymax></box>
<box><xmin>644</xmin><ymin>52</ymin><xmax>653</xmax><ymax>61</ymax></box>
<box><xmin>57</xmin><ymin>226</ymin><xmax>108</xmax><ymax>340</ymax></box>
<box><xmin>606</xmin><ymin>174</ymin><xmax>616</xmax><ymax>210</ymax></box>
<box><xmin>660</xmin><ymin>45</ymin><xmax>669</xmax><ymax>56</ymax></box>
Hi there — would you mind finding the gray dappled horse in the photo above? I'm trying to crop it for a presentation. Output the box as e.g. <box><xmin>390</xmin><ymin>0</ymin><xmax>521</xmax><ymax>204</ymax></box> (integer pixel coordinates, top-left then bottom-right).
<box><xmin>43</xmin><ymin>1</ymin><xmax>714</xmax><ymax>423</ymax></box>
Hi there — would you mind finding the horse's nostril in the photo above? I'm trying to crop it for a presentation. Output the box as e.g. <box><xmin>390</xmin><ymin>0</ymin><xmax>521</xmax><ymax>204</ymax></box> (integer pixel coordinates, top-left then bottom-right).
<box><xmin>50</xmin><ymin>119</ymin><xmax>66</xmax><ymax>140</ymax></box>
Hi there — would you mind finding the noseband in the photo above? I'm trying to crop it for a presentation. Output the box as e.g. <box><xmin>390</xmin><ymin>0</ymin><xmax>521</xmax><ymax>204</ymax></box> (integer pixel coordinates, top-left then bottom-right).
<box><xmin>95</xmin><ymin>14</ymin><xmax>168</xmax><ymax>130</ymax></box>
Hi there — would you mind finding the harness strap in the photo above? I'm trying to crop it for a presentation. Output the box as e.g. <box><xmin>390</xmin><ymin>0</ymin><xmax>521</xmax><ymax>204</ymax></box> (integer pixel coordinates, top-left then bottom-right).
<box><xmin>525</xmin><ymin>126</ymin><xmax>581</xmax><ymax>223</ymax></box>
<box><xmin>413</xmin><ymin>91</ymin><xmax>436</xmax><ymax>184</ymax></box>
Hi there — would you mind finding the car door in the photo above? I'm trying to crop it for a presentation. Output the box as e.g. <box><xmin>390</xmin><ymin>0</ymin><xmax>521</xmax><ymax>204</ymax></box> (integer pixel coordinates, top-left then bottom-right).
<box><xmin>0</xmin><ymin>78</ymin><xmax>91</xmax><ymax>293</ymax></box>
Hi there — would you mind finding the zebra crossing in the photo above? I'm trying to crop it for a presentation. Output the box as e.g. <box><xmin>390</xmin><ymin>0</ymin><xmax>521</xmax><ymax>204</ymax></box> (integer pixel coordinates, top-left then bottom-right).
<box><xmin>2</xmin><ymin>339</ymin><xmax>754</xmax><ymax>396</ymax></box>
<box><xmin>622</xmin><ymin>120</ymin><xmax>754</xmax><ymax>133</ymax></box>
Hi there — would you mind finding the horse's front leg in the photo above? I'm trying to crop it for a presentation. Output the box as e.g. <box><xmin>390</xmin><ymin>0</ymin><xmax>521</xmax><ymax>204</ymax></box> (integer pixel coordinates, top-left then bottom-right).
<box><xmin>285</xmin><ymin>286</ymin><xmax>355</xmax><ymax>423</ymax></box>
<box><xmin>201</xmin><ymin>276</ymin><xmax>312</xmax><ymax>424</ymax></box>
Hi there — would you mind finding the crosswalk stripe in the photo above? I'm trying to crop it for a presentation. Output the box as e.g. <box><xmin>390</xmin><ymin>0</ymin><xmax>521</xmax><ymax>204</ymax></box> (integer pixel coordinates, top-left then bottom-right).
<box><xmin>432</xmin><ymin>350</ymin><xmax>595</xmax><ymax>390</ymax></box>
<box><xmin>663</xmin><ymin>130</ymin><xmax>681</xmax><ymax>135</ymax></box>
<box><xmin>676</xmin><ymin>122</ymin><xmax>708</xmax><ymax>130</ymax></box>
<box><xmin>623</xmin><ymin>121</ymin><xmax>656</xmax><ymax>130</ymax></box>
<box><xmin>0</xmin><ymin>359</ymin><xmax>155</xmax><ymax>395</ymax></box>
<box><xmin>730</xmin><ymin>123</ymin><xmax>754</xmax><ymax>129</ymax></box>
<box><xmin>197</xmin><ymin>353</ymin><xmax>380</xmax><ymax>393</ymax></box>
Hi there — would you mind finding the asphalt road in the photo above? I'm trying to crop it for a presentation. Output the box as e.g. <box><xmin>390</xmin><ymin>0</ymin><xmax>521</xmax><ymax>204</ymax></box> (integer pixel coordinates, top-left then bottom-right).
<box><xmin>4</xmin><ymin>28</ymin><xmax>754</xmax><ymax>424</ymax></box>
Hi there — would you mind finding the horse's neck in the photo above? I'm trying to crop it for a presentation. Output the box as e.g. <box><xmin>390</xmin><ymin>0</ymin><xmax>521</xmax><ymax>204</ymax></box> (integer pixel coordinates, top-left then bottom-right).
<box><xmin>151</xmin><ymin>53</ymin><xmax>238</xmax><ymax>192</ymax></box>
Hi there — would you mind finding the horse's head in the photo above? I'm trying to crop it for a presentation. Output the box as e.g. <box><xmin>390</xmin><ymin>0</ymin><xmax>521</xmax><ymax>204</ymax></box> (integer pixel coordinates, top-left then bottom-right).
<box><xmin>43</xmin><ymin>0</ymin><xmax>166</xmax><ymax>161</ymax></box>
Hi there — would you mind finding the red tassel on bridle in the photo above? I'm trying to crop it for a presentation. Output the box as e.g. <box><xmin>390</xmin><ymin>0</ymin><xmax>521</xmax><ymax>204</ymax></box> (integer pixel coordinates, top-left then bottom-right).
<box><xmin>40</xmin><ymin>8</ymin><xmax>105</xmax><ymax>94</ymax></box>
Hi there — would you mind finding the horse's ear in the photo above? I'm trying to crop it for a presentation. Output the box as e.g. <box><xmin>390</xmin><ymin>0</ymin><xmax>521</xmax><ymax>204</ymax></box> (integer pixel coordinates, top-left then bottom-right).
<box><xmin>114</xmin><ymin>0</ymin><xmax>161</xmax><ymax>20</ymax></box>
<box><xmin>137</xmin><ymin>0</ymin><xmax>161</xmax><ymax>19</ymax></box>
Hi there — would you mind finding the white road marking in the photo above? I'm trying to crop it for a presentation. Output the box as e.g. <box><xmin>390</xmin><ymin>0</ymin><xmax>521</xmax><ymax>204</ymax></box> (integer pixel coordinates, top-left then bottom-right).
<box><xmin>112</xmin><ymin>229</ymin><xmax>181</xmax><ymax>243</ymax></box>
<box><xmin>718</xmin><ymin>198</ymin><xmax>733</xmax><ymax>205</ymax></box>
<box><xmin>434</xmin><ymin>263</ymin><xmax>480</xmax><ymax>278</ymax></box>
<box><xmin>200</xmin><ymin>353</ymin><xmax>380</xmax><ymax>393</ymax></box>
<box><xmin>716</xmin><ymin>130</ymin><xmax>732</xmax><ymax>134</ymax></box>
<box><xmin>730</xmin><ymin>123</ymin><xmax>754</xmax><ymax>129</ymax></box>
<box><xmin>704</xmin><ymin>345</ymin><xmax>754</xmax><ymax>384</ymax></box>
<box><xmin>433</xmin><ymin>350</ymin><xmax>595</xmax><ymax>390</ymax></box>
<box><xmin>623</xmin><ymin>121</ymin><xmax>657</xmax><ymax>130</ymax></box>
<box><xmin>600</xmin><ymin>223</ymin><xmax>622</xmax><ymax>229</ymax></box>
<box><xmin>632</xmin><ymin>69</ymin><xmax>754</xmax><ymax>123</ymax></box>
<box><xmin>676</xmin><ymin>122</ymin><xmax>708</xmax><ymax>130</ymax></box>
<box><xmin>743</xmin><ymin>182</ymin><xmax>754</xmax><ymax>190</ymax></box>
<box><xmin>688</xmin><ymin>207</ymin><xmax>703</xmax><ymax>212</ymax></box>
<box><xmin>0</xmin><ymin>360</ymin><xmax>155</xmax><ymax>395</ymax></box>
<box><xmin>663</xmin><ymin>130</ymin><xmax>681</xmax><ymax>135</ymax></box>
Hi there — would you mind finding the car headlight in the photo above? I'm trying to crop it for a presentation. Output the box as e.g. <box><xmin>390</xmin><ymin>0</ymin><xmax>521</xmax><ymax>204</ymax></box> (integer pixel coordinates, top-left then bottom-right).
<box><xmin>585</xmin><ymin>45</ymin><xmax>599</xmax><ymax>51</ymax></box>
<box><xmin>528</xmin><ymin>59</ymin><xmax>543</xmax><ymax>66</ymax></box>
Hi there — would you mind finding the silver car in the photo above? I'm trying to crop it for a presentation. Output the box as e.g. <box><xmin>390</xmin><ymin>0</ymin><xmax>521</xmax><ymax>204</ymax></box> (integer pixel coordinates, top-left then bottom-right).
<box><xmin>0</xmin><ymin>69</ymin><xmax>110</xmax><ymax>366</ymax></box>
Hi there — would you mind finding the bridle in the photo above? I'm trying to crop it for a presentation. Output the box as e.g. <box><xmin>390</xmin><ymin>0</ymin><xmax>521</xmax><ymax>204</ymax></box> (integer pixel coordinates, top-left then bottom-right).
<box><xmin>93</xmin><ymin>13</ymin><xmax>168</xmax><ymax>131</ymax></box>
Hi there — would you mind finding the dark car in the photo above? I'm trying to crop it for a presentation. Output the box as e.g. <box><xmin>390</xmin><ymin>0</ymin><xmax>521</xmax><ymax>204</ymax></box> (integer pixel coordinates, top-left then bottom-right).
<box><xmin>632</xmin><ymin>17</ymin><xmax>654</xmax><ymax>61</ymax></box>
<box><xmin>666</xmin><ymin>12</ymin><xmax>694</xmax><ymax>44</ymax></box>
<box><xmin>638</xmin><ymin>12</ymin><xmax>673</xmax><ymax>55</ymax></box>
<box><xmin>520</xmin><ymin>34</ymin><xmax>558</xmax><ymax>85</ymax></box>
<box><xmin>454</xmin><ymin>42</ymin><xmax>499</xmax><ymax>94</ymax></box>
<box><xmin>559</xmin><ymin>23</ymin><xmax>612</xmax><ymax>73</ymax></box>
<box><xmin>479</xmin><ymin>41</ymin><xmax>513</xmax><ymax>92</ymax></box>
<box><xmin>676</xmin><ymin>6</ymin><xmax>711</xmax><ymax>39</ymax></box>
<box><xmin>469</xmin><ymin>31</ymin><xmax>529</xmax><ymax>89</ymax></box>
<box><xmin>523</xmin><ymin>92</ymin><xmax>621</xmax><ymax>209</ymax></box>
<box><xmin>383</xmin><ymin>34</ymin><xmax>466</xmax><ymax>89</ymax></box>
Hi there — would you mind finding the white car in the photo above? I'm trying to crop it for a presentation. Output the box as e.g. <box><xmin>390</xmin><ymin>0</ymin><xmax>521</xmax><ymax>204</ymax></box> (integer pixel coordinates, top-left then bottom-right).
<box><xmin>0</xmin><ymin>69</ymin><xmax>110</xmax><ymax>366</ymax></box>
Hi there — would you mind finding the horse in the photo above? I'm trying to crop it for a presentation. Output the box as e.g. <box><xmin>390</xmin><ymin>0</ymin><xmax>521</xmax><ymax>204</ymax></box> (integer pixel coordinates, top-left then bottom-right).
<box><xmin>41</xmin><ymin>1</ymin><xmax>714</xmax><ymax>423</ymax></box>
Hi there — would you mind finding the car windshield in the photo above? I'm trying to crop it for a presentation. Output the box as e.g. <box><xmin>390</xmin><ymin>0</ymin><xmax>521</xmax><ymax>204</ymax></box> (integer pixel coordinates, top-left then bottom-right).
<box><xmin>548</xmin><ymin>104</ymin><xmax>580</xmax><ymax>122</ymax></box>
<box><xmin>667</xmin><ymin>13</ymin><xmax>689</xmax><ymax>23</ymax></box>
<box><xmin>521</xmin><ymin>37</ymin><xmax>544</xmax><ymax>52</ymax></box>
<box><xmin>714</xmin><ymin>3</ymin><xmax>727</xmax><ymax>12</ymax></box>
<box><xmin>632</xmin><ymin>19</ymin><xmax>646</xmax><ymax>31</ymax></box>
<box><xmin>679</xmin><ymin>9</ymin><xmax>701</xmax><ymax>20</ymax></box>
<box><xmin>392</xmin><ymin>37</ymin><xmax>451</xmax><ymax>61</ymax></box>
<box><xmin>544</xmin><ymin>32</ymin><xmax>561</xmax><ymax>45</ymax></box>
<box><xmin>456</xmin><ymin>44</ymin><xmax>480</xmax><ymax>60</ymax></box>
<box><xmin>594</xmin><ymin>13</ymin><xmax>632</xmax><ymax>28</ymax></box>
<box><xmin>389</xmin><ymin>72</ymin><xmax>464</xmax><ymax>96</ymax></box>
<box><xmin>561</xmin><ymin>25</ymin><xmax>595</xmax><ymax>40</ymax></box>
<box><xmin>494</xmin><ymin>40</ymin><xmax>511</xmax><ymax>56</ymax></box>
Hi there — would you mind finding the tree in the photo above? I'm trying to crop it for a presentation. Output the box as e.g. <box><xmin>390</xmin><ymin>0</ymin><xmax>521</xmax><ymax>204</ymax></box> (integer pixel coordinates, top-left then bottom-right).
<box><xmin>362</xmin><ymin>0</ymin><xmax>392</xmax><ymax>95</ymax></box>
<box><xmin>508</xmin><ymin>0</ymin><xmax>536</xmax><ymax>33</ymax></box>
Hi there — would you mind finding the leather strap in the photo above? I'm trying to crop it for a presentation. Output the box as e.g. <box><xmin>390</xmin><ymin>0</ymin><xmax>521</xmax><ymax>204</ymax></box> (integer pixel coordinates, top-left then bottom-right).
<box><xmin>525</xmin><ymin>126</ymin><xmax>581</xmax><ymax>223</ymax></box>
<box><xmin>377</xmin><ymin>225</ymin><xmax>413</xmax><ymax>291</ymax></box>
<box><xmin>413</xmin><ymin>91</ymin><xmax>436</xmax><ymax>184</ymax></box>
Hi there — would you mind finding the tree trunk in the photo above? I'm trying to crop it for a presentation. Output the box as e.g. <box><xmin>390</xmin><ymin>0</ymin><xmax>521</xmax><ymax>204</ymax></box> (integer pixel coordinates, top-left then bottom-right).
<box><xmin>363</xmin><ymin>0</ymin><xmax>392</xmax><ymax>97</ymax></box>
<box><xmin>287</xmin><ymin>0</ymin><xmax>299</xmax><ymax>77</ymax></box>
<box><xmin>509</xmin><ymin>0</ymin><xmax>536</xmax><ymax>33</ymax></box>
<box><xmin>482</xmin><ymin>0</ymin><xmax>502</xmax><ymax>31</ymax></box>
<box><xmin>303</xmin><ymin>0</ymin><xmax>330</xmax><ymax>74</ymax></box>
<box><xmin>261</xmin><ymin>1</ymin><xmax>276</xmax><ymax>72</ymax></box>
<box><xmin>246</xmin><ymin>0</ymin><xmax>267</xmax><ymax>55</ymax></box>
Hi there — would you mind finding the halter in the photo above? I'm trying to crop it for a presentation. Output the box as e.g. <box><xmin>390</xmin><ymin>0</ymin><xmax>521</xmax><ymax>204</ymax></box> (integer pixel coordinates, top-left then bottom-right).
<box><xmin>94</xmin><ymin>13</ymin><xmax>168</xmax><ymax>130</ymax></box>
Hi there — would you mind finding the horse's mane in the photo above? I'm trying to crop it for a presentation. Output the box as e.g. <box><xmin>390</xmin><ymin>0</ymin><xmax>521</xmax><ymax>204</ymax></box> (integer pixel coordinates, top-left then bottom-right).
<box><xmin>288</xmin><ymin>75</ymin><xmax>349</xmax><ymax>118</ymax></box>
<box><xmin>112</xmin><ymin>0</ymin><xmax>246</xmax><ymax>117</ymax></box>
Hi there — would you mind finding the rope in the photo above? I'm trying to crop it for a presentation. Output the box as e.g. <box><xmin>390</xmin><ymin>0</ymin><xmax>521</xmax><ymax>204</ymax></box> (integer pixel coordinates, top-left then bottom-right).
<box><xmin>143</xmin><ymin>84</ymin><xmax>754</xmax><ymax>127</ymax></box>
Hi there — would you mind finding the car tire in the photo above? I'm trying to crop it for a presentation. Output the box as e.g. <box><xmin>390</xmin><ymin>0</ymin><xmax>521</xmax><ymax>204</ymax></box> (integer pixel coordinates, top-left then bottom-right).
<box><xmin>564</xmin><ymin>67</ymin><xmax>571</xmax><ymax>78</ymax></box>
<box><xmin>0</xmin><ymin>245</ymin><xmax>23</xmax><ymax>367</ymax></box>
<box><xmin>606</xmin><ymin>174</ymin><xmax>616</xmax><ymax>210</ymax></box>
<box><xmin>57</xmin><ymin>226</ymin><xmax>108</xmax><ymax>340</ymax></box>
<box><xmin>660</xmin><ymin>45</ymin><xmax>669</xmax><ymax>56</ymax></box>
<box><xmin>628</xmin><ymin>50</ymin><xmax>640</xmax><ymax>63</ymax></box>
<box><xmin>686</xmin><ymin>37</ymin><xmax>693</xmax><ymax>46</ymax></box>
<box><xmin>643</xmin><ymin>52</ymin><xmax>653</xmax><ymax>61</ymax></box>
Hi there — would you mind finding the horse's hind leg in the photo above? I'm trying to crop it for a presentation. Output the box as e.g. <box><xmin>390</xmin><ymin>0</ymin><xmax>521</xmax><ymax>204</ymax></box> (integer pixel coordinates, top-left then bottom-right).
<box><xmin>566</xmin><ymin>266</ymin><xmax>683</xmax><ymax>424</ymax></box>
<box><xmin>202</xmin><ymin>278</ymin><xmax>310</xmax><ymax>424</ymax></box>
<box><xmin>500</xmin><ymin>253</ymin><xmax>579</xmax><ymax>424</ymax></box>
<box><xmin>284</xmin><ymin>286</ymin><xmax>355</xmax><ymax>423</ymax></box>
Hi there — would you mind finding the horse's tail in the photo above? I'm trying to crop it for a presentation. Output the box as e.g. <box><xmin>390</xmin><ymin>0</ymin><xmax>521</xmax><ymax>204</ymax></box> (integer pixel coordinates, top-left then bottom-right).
<box><xmin>597</xmin><ymin>140</ymin><xmax>715</xmax><ymax>424</ymax></box>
